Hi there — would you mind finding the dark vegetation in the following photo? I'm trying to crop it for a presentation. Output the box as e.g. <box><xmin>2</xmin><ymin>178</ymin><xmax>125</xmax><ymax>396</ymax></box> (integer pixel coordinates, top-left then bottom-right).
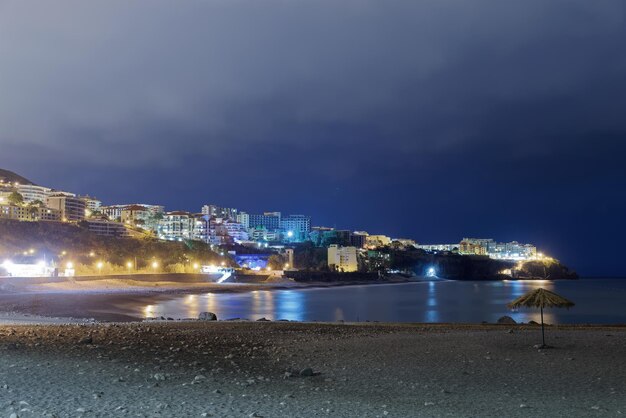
<box><xmin>0</xmin><ymin>168</ymin><xmax>34</xmax><ymax>185</ymax></box>
<box><xmin>0</xmin><ymin>219</ymin><xmax>227</xmax><ymax>274</ymax></box>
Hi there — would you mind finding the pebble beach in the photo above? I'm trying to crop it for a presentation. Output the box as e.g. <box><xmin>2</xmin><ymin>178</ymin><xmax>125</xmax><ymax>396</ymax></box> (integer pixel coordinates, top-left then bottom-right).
<box><xmin>0</xmin><ymin>321</ymin><xmax>624</xmax><ymax>417</ymax></box>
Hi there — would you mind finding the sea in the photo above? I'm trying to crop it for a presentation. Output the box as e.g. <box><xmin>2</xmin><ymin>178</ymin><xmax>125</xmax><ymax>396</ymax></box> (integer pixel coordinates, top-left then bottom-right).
<box><xmin>140</xmin><ymin>278</ymin><xmax>626</xmax><ymax>324</ymax></box>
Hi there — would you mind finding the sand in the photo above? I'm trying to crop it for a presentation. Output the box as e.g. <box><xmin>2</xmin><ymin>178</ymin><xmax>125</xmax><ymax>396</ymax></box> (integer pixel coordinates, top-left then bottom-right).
<box><xmin>0</xmin><ymin>321</ymin><xmax>624</xmax><ymax>417</ymax></box>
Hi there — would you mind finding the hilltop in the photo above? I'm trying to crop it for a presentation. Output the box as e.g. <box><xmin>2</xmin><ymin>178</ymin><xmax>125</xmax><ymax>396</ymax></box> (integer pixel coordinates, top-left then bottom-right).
<box><xmin>0</xmin><ymin>168</ymin><xmax>34</xmax><ymax>185</ymax></box>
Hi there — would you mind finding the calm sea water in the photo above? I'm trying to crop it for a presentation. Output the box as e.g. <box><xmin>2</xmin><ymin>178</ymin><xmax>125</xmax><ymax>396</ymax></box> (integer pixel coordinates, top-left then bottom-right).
<box><xmin>142</xmin><ymin>279</ymin><xmax>626</xmax><ymax>324</ymax></box>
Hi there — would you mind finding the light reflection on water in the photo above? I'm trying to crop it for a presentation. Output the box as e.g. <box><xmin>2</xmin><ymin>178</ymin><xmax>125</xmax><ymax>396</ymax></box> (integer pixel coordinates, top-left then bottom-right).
<box><xmin>141</xmin><ymin>279</ymin><xmax>626</xmax><ymax>324</ymax></box>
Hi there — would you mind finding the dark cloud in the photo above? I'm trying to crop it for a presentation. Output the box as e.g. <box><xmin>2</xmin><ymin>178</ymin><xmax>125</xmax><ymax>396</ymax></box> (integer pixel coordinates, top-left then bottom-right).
<box><xmin>1</xmin><ymin>0</ymin><xmax>625</xmax><ymax>275</ymax></box>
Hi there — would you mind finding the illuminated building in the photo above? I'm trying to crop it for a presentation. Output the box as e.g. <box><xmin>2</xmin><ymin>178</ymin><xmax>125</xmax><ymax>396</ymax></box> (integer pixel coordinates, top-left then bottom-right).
<box><xmin>121</xmin><ymin>205</ymin><xmax>152</xmax><ymax>227</ymax></box>
<box><xmin>202</xmin><ymin>204</ymin><xmax>238</xmax><ymax>220</ymax></box>
<box><xmin>365</xmin><ymin>235</ymin><xmax>392</xmax><ymax>249</ymax></box>
<box><xmin>280</xmin><ymin>214</ymin><xmax>311</xmax><ymax>242</ymax></box>
<box><xmin>80</xmin><ymin>196</ymin><xmax>102</xmax><ymax>212</ymax></box>
<box><xmin>16</xmin><ymin>184</ymin><xmax>53</xmax><ymax>203</ymax></box>
<box><xmin>0</xmin><ymin>204</ymin><xmax>61</xmax><ymax>222</ymax></box>
<box><xmin>158</xmin><ymin>211</ymin><xmax>193</xmax><ymax>241</ymax></box>
<box><xmin>327</xmin><ymin>245</ymin><xmax>358</xmax><ymax>272</ymax></box>
<box><xmin>248</xmin><ymin>212</ymin><xmax>282</xmax><ymax>231</ymax></box>
<box><xmin>46</xmin><ymin>194</ymin><xmax>86</xmax><ymax>221</ymax></box>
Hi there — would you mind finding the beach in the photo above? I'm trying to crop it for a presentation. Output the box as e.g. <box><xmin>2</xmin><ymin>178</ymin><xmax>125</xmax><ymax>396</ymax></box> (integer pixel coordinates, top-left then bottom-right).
<box><xmin>0</xmin><ymin>321</ymin><xmax>624</xmax><ymax>417</ymax></box>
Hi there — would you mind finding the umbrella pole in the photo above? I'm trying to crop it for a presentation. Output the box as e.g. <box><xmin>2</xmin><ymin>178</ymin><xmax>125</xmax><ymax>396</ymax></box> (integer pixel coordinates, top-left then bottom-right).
<box><xmin>541</xmin><ymin>305</ymin><xmax>545</xmax><ymax>347</ymax></box>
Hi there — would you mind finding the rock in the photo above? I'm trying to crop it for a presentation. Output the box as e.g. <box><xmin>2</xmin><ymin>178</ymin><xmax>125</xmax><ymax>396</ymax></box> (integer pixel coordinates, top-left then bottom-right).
<box><xmin>300</xmin><ymin>368</ymin><xmax>314</xmax><ymax>377</ymax></box>
<box><xmin>79</xmin><ymin>336</ymin><xmax>93</xmax><ymax>345</ymax></box>
<box><xmin>198</xmin><ymin>312</ymin><xmax>218</xmax><ymax>321</ymax></box>
<box><xmin>497</xmin><ymin>316</ymin><xmax>517</xmax><ymax>325</ymax></box>
<box><xmin>528</xmin><ymin>320</ymin><xmax>539</xmax><ymax>325</ymax></box>
<box><xmin>153</xmin><ymin>373</ymin><xmax>166</xmax><ymax>381</ymax></box>
<box><xmin>256</xmin><ymin>317</ymin><xmax>270</xmax><ymax>322</ymax></box>
<box><xmin>194</xmin><ymin>375</ymin><xmax>207</xmax><ymax>381</ymax></box>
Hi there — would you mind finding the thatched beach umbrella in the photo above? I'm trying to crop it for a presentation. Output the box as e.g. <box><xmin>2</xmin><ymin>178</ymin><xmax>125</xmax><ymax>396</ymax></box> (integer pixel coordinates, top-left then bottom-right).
<box><xmin>507</xmin><ymin>288</ymin><xmax>574</xmax><ymax>348</ymax></box>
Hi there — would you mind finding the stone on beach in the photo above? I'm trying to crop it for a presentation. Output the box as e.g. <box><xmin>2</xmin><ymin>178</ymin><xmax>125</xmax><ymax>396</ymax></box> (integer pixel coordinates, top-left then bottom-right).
<box><xmin>198</xmin><ymin>312</ymin><xmax>218</xmax><ymax>321</ymax></box>
<box><xmin>497</xmin><ymin>316</ymin><xmax>517</xmax><ymax>324</ymax></box>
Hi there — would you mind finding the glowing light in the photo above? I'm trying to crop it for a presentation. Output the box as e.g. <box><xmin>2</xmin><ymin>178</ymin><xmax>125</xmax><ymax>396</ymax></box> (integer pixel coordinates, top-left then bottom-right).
<box><xmin>287</xmin><ymin>231</ymin><xmax>294</xmax><ymax>238</ymax></box>
<box><xmin>89</xmin><ymin>251</ymin><xmax>95</xmax><ymax>257</ymax></box>
<box><xmin>66</xmin><ymin>262</ymin><xmax>74</xmax><ymax>269</ymax></box>
<box><xmin>427</xmin><ymin>267</ymin><xmax>436</xmax><ymax>277</ymax></box>
<box><xmin>28</xmin><ymin>248</ymin><xmax>35</xmax><ymax>254</ymax></box>
<box><xmin>126</xmin><ymin>261</ymin><xmax>133</xmax><ymax>269</ymax></box>
<box><xmin>192</xmin><ymin>263</ymin><xmax>199</xmax><ymax>269</ymax></box>
<box><xmin>96</xmin><ymin>261</ymin><xmax>104</xmax><ymax>269</ymax></box>
<box><xmin>152</xmin><ymin>261</ymin><xmax>159</xmax><ymax>269</ymax></box>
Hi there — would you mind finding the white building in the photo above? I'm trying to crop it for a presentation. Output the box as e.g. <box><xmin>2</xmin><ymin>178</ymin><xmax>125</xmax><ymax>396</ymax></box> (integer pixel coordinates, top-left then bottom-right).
<box><xmin>158</xmin><ymin>211</ymin><xmax>193</xmax><ymax>241</ymax></box>
<box><xmin>415</xmin><ymin>243</ymin><xmax>458</xmax><ymax>252</ymax></box>
<box><xmin>222</xmin><ymin>220</ymin><xmax>249</xmax><ymax>241</ymax></box>
<box><xmin>202</xmin><ymin>205</ymin><xmax>238</xmax><ymax>220</ymax></box>
<box><xmin>237</xmin><ymin>211</ymin><xmax>250</xmax><ymax>229</ymax></box>
<box><xmin>327</xmin><ymin>245</ymin><xmax>358</xmax><ymax>272</ymax></box>
<box><xmin>16</xmin><ymin>184</ymin><xmax>52</xmax><ymax>203</ymax></box>
<box><xmin>80</xmin><ymin>196</ymin><xmax>102</xmax><ymax>212</ymax></box>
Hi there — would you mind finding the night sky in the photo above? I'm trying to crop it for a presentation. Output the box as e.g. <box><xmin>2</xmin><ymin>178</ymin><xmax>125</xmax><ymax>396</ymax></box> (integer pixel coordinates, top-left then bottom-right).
<box><xmin>1</xmin><ymin>1</ymin><xmax>625</xmax><ymax>276</ymax></box>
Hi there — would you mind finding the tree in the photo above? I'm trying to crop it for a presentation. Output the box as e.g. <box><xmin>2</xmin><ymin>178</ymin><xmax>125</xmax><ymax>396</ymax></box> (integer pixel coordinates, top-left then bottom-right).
<box><xmin>29</xmin><ymin>199</ymin><xmax>45</xmax><ymax>207</ymax></box>
<box><xmin>7</xmin><ymin>191</ymin><xmax>24</xmax><ymax>206</ymax></box>
<box><xmin>267</xmin><ymin>254</ymin><xmax>287</xmax><ymax>270</ymax></box>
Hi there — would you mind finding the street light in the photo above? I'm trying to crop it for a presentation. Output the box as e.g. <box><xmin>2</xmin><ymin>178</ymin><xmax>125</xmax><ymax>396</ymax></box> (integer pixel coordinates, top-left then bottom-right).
<box><xmin>126</xmin><ymin>261</ymin><xmax>133</xmax><ymax>270</ymax></box>
<box><xmin>152</xmin><ymin>261</ymin><xmax>159</xmax><ymax>270</ymax></box>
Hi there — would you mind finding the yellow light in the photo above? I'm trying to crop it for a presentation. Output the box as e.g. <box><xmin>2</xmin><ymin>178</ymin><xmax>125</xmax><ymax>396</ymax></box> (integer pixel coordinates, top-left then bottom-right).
<box><xmin>193</xmin><ymin>263</ymin><xmax>199</xmax><ymax>269</ymax></box>
<box><xmin>152</xmin><ymin>261</ymin><xmax>159</xmax><ymax>269</ymax></box>
<box><xmin>266</xmin><ymin>266</ymin><xmax>271</xmax><ymax>271</ymax></box>
<box><xmin>61</xmin><ymin>251</ymin><xmax>67</xmax><ymax>256</ymax></box>
<box><xmin>66</xmin><ymin>262</ymin><xmax>74</xmax><ymax>269</ymax></box>
<box><xmin>126</xmin><ymin>261</ymin><xmax>133</xmax><ymax>269</ymax></box>
<box><xmin>89</xmin><ymin>251</ymin><xmax>95</xmax><ymax>257</ymax></box>
<box><xmin>96</xmin><ymin>261</ymin><xmax>104</xmax><ymax>269</ymax></box>
<box><xmin>28</xmin><ymin>248</ymin><xmax>35</xmax><ymax>254</ymax></box>
<box><xmin>220</xmin><ymin>261</ymin><xmax>226</xmax><ymax>266</ymax></box>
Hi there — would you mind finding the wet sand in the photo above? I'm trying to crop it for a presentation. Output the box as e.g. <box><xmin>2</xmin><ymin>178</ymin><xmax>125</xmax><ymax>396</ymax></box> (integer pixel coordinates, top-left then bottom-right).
<box><xmin>0</xmin><ymin>321</ymin><xmax>624</xmax><ymax>417</ymax></box>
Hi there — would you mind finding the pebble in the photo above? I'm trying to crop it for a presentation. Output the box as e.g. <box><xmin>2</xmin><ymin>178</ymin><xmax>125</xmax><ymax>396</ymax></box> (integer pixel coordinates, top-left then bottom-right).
<box><xmin>300</xmin><ymin>368</ymin><xmax>314</xmax><ymax>377</ymax></box>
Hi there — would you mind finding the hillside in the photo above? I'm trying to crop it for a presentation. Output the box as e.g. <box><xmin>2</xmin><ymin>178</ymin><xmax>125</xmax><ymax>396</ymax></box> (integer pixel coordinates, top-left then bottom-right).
<box><xmin>0</xmin><ymin>219</ymin><xmax>227</xmax><ymax>275</ymax></box>
<box><xmin>0</xmin><ymin>168</ymin><xmax>34</xmax><ymax>185</ymax></box>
